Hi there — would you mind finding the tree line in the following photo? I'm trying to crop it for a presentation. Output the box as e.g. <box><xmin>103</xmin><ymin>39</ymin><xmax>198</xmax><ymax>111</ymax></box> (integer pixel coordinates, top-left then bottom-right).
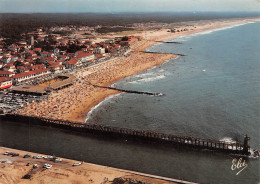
<box><xmin>0</xmin><ymin>12</ymin><xmax>258</xmax><ymax>43</ymax></box>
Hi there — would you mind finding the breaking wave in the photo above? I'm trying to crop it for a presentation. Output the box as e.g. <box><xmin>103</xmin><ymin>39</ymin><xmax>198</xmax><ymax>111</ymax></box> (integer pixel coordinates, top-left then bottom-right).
<box><xmin>171</xmin><ymin>22</ymin><xmax>256</xmax><ymax>42</ymax></box>
<box><xmin>219</xmin><ymin>137</ymin><xmax>237</xmax><ymax>144</ymax></box>
<box><xmin>85</xmin><ymin>93</ymin><xmax>122</xmax><ymax>123</ymax></box>
<box><xmin>128</xmin><ymin>75</ymin><xmax>166</xmax><ymax>84</ymax></box>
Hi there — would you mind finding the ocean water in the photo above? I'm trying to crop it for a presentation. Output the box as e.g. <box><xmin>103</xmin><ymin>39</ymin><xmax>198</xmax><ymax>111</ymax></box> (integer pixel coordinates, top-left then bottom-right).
<box><xmin>88</xmin><ymin>21</ymin><xmax>260</xmax><ymax>145</ymax></box>
<box><xmin>0</xmin><ymin>21</ymin><xmax>259</xmax><ymax>184</ymax></box>
<box><xmin>87</xmin><ymin>21</ymin><xmax>260</xmax><ymax>183</ymax></box>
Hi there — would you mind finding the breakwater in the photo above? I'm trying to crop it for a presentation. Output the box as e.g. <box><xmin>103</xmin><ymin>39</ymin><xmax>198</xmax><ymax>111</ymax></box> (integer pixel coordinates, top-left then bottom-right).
<box><xmin>2</xmin><ymin>114</ymin><xmax>251</xmax><ymax>156</ymax></box>
<box><xmin>144</xmin><ymin>39</ymin><xmax>183</xmax><ymax>44</ymax></box>
<box><xmin>141</xmin><ymin>51</ymin><xmax>186</xmax><ymax>56</ymax></box>
<box><xmin>88</xmin><ymin>83</ymin><xmax>164</xmax><ymax>96</ymax></box>
<box><xmin>155</xmin><ymin>41</ymin><xmax>183</xmax><ymax>44</ymax></box>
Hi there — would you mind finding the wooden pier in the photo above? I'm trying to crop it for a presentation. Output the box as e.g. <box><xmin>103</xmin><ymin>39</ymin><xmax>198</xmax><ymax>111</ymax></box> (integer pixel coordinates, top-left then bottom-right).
<box><xmin>2</xmin><ymin>114</ymin><xmax>251</xmax><ymax>156</ymax></box>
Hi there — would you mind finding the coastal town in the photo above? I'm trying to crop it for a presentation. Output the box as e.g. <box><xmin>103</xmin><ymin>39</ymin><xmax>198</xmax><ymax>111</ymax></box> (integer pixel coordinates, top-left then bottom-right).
<box><xmin>0</xmin><ymin>24</ymin><xmax>145</xmax><ymax>114</ymax></box>
<box><xmin>0</xmin><ymin>25</ymin><xmax>141</xmax><ymax>89</ymax></box>
<box><xmin>0</xmin><ymin>18</ymin><xmax>257</xmax><ymax>122</ymax></box>
<box><xmin>0</xmin><ymin>17</ymin><xmax>190</xmax><ymax>122</ymax></box>
<box><xmin>0</xmin><ymin>15</ymin><xmax>259</xmax><ymax>184</ymax></box>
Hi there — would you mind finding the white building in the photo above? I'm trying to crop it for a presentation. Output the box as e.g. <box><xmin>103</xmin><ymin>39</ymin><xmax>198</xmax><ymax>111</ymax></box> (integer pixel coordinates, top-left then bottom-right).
<box><xmin>94</xmin><ymin>47</ymin><xmax>105</xmax><ymax>54</ymax></box>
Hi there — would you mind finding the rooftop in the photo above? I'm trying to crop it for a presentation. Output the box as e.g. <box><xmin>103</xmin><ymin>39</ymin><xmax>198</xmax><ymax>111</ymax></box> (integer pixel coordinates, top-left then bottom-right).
<box><xmin>12</xmin><ymin>74</ymin><xmax>76</xmax><ymax>95</ymax></box>
<box><xmin>12</xmin><ymin>85</ymin><xmax>47</xmax><ymax>95</ymax></box>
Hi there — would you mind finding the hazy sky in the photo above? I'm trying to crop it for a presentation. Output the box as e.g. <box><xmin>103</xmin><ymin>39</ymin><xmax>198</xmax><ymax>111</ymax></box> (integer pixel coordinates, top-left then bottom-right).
<box><xmin>0</xmin><ymin>0</ymin><xmax>259</xmax><ymax>13</ymax></box>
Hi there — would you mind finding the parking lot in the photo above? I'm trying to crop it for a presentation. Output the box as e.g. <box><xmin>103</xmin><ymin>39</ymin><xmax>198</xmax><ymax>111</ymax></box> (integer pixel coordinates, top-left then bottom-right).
<box><xmin>0</xmin><ymin>92</ymin><xmax>48</xmax><ymax>113</ymax></box>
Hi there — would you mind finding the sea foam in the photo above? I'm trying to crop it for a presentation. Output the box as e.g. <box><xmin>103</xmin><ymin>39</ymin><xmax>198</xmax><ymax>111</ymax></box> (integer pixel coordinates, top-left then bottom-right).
<box><xmin>170</xmin><ymin>21</ymin><xmax>256</xmax><ymax>42</ymax></box>
<box><xmin>85</xmin><ymin>93</ymin><xmax>122</xmax><ymax>123</ymax></box>
<box><xmin>128</xmin><ymin>75</ymin><xmax>166</xmax><ymax>84</ymax></box>
<box><xmin>219</xmin><ymin>137</ymin><xmax>237</xmax><ymax>144</ymax></box>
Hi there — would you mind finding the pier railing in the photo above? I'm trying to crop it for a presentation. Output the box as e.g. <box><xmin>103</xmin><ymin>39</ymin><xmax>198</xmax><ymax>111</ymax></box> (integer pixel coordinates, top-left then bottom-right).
<box><xmin>3</xmin><ymin>114</ymin><xmax>250</xmax><ymax>155</ymax></box>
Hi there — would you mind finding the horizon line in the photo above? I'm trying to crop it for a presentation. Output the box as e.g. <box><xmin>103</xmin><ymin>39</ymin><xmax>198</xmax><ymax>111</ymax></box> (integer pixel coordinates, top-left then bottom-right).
<box><xmin>1</xmin><ymin>11</ymin><xmax>260</xmax><ymax>14</ymax></box>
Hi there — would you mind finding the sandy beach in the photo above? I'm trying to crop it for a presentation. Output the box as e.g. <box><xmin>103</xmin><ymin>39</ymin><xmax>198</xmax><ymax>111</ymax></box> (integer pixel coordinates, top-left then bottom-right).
<box><xmin>0</xmin><ymin>147</ymin><xmax>184</xmax><ymax>184</ymax></box>
<box><xmin>13</xmin><ymin>18</ymin><xmax>259</xmax><ymax>123</ymax></box>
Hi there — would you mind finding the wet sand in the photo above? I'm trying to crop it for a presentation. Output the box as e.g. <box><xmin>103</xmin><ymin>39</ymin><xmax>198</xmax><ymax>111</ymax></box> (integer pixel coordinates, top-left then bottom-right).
<box><xmin>0</xmin><ymin>147</ymin><xmax>184</xmax><ymax>184</ymax></box>
<box><xmin>13</xmin><ymin>18</ymin><xmax>260</xmax><ymax>123</ymax></box>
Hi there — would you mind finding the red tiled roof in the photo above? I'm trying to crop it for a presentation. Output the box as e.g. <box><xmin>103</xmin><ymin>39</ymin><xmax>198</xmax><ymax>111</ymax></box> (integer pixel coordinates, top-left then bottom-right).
<box><xmin>49</xmin><ymin>65</ymin><xmax>64</xmax><ymax>68</ymax></box>
<box><xmin>12</xmin><ymin>69</ymin><xmax>49</xmax><ymax>79</ymax></box>
<box><xmin>75</xmin><ymin>51</ymin><xmax>85</xmax><ymax>55</ymax></box>
<box><xmin>17</xmin><ymin>66</ymin><xmax>26</xmax><ymax>70</ymax></box>
<box><xmin>35</xmin><ymin>64</ymin><xmax>45</xmax><ymax>69</ymax></box>
<box><xmin>4</xmin><ymin>62</ymin><xmax>15</xmax><ymax>67</ymax></box>
<box><xmin>95</xmin><ymin>54</ymin><xmax>102</xmax><ymax>58</ymax></box>
<box><xmin>85</xmin><ymin>40</ymin><xmax>93</xmax><ymax>43</ymax></box>
<box><xmin>42</xmin><ymin>51</ymin><xmax>52</xmax><ymax>55</ymax></box>
<box><xmin>0</xmin><ymin>77</ymin><xmax>11</xmax><ymax>83</ymax></box>
<box><xmin>42</xmin><ymin>57</ymin><xmax>55</xmax><ymax>61</ymax></box>
<box><xmin>28</xmin><ymin>50</ymin><xmax>36</xmax><ymax>55</ymax></box>
<box><xmin>91</xmin><ymin>44</ymin><xmax>99</xmax><ymax>48</ymax></box>
<box><xmin>67</xmin><ymin>58</ymin><xmax>78</xmax><ymax>65</ymax></box>
<box><xmin>77</xmin><ymin>52</ymin><xmax>94</xmax><ymax>58</ymax></box>
<box><xmin>26</xmin><ymin>56</ymin><xmax>37</xmax><ymax>60</ymax></box>
<box><xmin>0</xmin><ymin>71</ymin><xmax>14</xmax><ymax>75</ymax></box>
<box><xmin>33</xmin><ymin>48</ymin><xmax>42</xmax><ymax>52</ymax></box>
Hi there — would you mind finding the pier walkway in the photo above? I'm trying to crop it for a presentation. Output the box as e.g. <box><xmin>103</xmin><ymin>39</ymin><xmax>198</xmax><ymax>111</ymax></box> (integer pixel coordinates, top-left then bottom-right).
<box><xmin>3</xmin><ymin>114</ymin><xmax>251</xmax><ymax>156</ymax></box>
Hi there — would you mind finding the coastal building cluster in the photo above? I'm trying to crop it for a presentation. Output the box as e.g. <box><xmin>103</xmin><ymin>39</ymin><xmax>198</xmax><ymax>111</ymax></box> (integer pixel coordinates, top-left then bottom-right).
<box><xmin>132</xmin><ymin>21</ymin><xmax>168</xmax><ymax>28</ymax></box>
<box><xmin>0</xmin><ymin>25</ymin><xmax>141</xmax><ymax>89</ymax></box>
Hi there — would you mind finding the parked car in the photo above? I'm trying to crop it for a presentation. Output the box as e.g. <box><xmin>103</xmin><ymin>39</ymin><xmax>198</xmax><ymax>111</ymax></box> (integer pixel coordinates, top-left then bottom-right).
<box><xmin>54</xmin><ymin>158</ymin><xmax>62</xmax><ymax>162</ymax></box>
<box><xmin>33</xmin><ymin>164</ymin><xmax>38</xmax><ymax>169</ymax></box>
<box><xmin>33</xmin><ymin>155</ymin><xmax>43</xmax><ymax>159</ymax></box>
<box><xmin>43</xmin><ymin>155</ymin><xmax>53</xmax><ymax>159</ymax></box>
<box><xmin>72</xmin><ymin>162</ymin><xmax>82</xmax><ymax>166</ymax></box>
<box><xmin>23</xmin><ymin>154</ymin><xmax>31</xmax><ymax>158</ymax></box>
<box><xmin>3</xmin><ymin>151</ymin><xmax>10</xmax><ymax>155</ymax></box>
<box><xmin>11</xmin><ymin>153</ymin><xmax>19</xmax><ymax>157</ymax></box>
<box><xmin>43</xmin><ymin>163</ymin><xmax>52</xmax><ymax>169</ymax></box>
